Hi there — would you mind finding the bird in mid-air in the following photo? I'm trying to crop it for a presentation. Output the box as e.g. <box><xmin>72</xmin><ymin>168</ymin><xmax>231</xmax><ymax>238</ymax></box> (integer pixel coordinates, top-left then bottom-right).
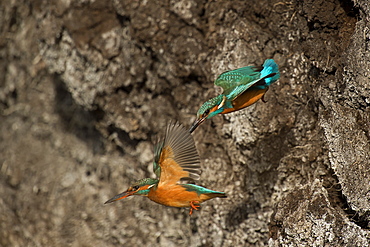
<box><xmin>189</xmin><ymin>59</ymin><xmax>280</xmax><ymax>133</ymax></box>
<box><xmin>105</xmin><ymin>123</ymin><xmax>226</xmax><ymax>215</ymax></box>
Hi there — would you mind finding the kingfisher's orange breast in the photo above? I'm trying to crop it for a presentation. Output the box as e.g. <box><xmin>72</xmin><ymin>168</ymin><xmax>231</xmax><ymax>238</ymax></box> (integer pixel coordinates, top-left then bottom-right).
<box><xmin>221</xmin><ymin>87</ymin><xmax>268</xmax><ymax>114</ymax></box>
<box><xmin>147</xmin><ymin>184</ymin><xmax>208</xmax><ymax>208</ymax></box>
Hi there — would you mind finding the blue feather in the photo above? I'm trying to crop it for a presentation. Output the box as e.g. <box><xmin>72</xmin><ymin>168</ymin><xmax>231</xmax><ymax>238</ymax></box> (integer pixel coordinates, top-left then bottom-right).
<box><xmin>259</xmin><ymin>59</ymin><xmax>280</xmax><ymax>86</ymax></box>
<box><xmin>181</xmin><ymin>184</ymin><xmax>226</xmax><ymax>196</ymax></box>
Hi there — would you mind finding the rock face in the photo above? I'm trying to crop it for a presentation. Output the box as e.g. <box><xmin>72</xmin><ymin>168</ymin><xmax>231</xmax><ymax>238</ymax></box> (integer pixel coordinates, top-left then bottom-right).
<box><xmin>1</xmin><ymin>0</ymin><xmax>369</xmax><ymax>246</ymax></box>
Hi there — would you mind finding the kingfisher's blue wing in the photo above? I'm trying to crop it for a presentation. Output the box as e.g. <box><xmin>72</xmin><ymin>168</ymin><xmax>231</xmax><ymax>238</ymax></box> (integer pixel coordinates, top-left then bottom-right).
<box><xmin>214</xmin><ymin>66</ymin><xmax>261</xmax><ymax>97</ymax></box>
<box><xmin>215</xmin><ymin>60</ymin><xmax>280</xmax><ymax>100</ymax></box>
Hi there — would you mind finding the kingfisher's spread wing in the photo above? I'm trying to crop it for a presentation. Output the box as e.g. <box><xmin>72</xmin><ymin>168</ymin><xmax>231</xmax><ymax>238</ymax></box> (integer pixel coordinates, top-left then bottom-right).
<box><xmin>153</xmin><ymin>123</ymin><xmax>201</xmax><ymax>186</ymax></box>
<box><xmin>215</xmin><ymin>66</ymin><xmax>261</xmax><ymax>97</ymax></box>
<box><xmin>225</xmin><ymin>72</ymin><xmax>277</xmax><ymax>101</ymax></box>
<box><xmin>153</xmin><ymin>141</ymin><xmax>164</xmax><ymax>178</ymax></box>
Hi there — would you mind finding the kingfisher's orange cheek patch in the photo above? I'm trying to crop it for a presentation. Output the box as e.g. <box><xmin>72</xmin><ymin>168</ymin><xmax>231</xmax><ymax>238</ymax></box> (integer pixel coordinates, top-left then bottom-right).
<box><xmin>209</xmin><ymin>105</ymin><xmax>219</xmax><ymax>114</ymax></box>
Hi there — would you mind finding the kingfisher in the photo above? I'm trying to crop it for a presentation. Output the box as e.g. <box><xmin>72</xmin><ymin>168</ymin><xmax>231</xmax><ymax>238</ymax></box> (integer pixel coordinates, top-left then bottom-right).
<box><xmin>189</xmin><ymin>59</ymin><xmax>280</xmax><ymax>133</ymax></box>
<box><xmin>105</xmin><ymin>123</ymin><xmax>226</xmax><ymax>215</ymax></box>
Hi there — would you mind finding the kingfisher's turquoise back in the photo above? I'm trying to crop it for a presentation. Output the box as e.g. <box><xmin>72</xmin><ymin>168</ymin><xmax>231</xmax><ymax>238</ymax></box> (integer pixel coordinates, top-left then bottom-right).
<box><xmin>215</xmin><ymin>59</ymin><xmax>280</xmax><ymax>95</ymax></box>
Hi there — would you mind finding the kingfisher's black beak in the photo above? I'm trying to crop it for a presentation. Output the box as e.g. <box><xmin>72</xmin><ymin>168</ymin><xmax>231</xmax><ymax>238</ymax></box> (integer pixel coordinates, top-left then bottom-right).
<box><xmin>104</xmin><ymin>190</ymin><xmax>135</xmax><ymax>204</ymax></box>
<box><xmin>189</xmin><ymin>117</ymin><xmax>206</xmax><ymax>133</ymax></box>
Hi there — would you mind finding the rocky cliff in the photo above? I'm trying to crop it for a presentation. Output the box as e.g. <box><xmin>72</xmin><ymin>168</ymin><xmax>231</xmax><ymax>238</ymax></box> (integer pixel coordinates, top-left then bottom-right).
<box><xmin>1</xmin><ymin>0</ymin><xmax>369</xmax><ymax>246</ymax></box>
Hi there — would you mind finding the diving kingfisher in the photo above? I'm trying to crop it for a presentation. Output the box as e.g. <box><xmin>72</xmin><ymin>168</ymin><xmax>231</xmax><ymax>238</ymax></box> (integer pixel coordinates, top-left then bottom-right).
<box><xmin>105</xmin><ymin>123</ymin><xmax>226</xmax><ymax>215</ymax></box>
<box><xmin>189</xmin><ymin>59</ymin><xmax>280</xmax><ymax>133</ymax></box>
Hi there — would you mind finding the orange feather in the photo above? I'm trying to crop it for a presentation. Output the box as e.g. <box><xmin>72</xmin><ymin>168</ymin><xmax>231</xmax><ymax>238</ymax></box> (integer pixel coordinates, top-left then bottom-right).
<box><xmin>158</xmin><ymin>147</ymin><xmax>191</xmax><ymax>186</ymax></box>
<box><xmin>221</xmin><ymin>87</ymin><xmax>268</xmax><ymax>114</ymax></box>
<box><xmin>148</xmin><ymin>184</ymin><xmax>221</xmax><ymax>208</ymax></box>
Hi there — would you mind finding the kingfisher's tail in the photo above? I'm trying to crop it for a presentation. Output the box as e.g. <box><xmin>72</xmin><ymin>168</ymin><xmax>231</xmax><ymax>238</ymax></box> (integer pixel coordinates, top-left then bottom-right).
<box><xmin>260</xmin><ymin>59</ymin><xmax>280</xmax><ymax>86</ymax></box>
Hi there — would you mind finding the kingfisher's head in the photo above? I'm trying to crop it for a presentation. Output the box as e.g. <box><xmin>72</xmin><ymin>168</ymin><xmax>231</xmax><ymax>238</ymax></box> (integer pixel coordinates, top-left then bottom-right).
<box><xmin>104</xmin><ymin>178</ymin><xmax>159</xmax><ymax>204</ymax></box>
<box><xmin>189</xmin><ymin>95</ymin><xmax>226</xmax><ymax>133</ymax></box>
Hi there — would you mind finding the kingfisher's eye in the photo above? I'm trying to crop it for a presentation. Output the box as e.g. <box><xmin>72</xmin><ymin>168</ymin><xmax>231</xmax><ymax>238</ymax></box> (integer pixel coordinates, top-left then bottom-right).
<box><xmin>202</xmin><ymin>109</ymin><xmax>210</xmax><ymax>117</ymax></box>
<box><xmin>132</xmin><ymin>185</ymin><xmax>140</xmax><ymax>191</ymax></box>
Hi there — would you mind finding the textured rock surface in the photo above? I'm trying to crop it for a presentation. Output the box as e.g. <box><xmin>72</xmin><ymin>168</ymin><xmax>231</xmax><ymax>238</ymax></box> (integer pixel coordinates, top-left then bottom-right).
<box><xmin>1</xmin><ymin>0</ymin><xmax>369</xmax><ymax>246</ymax></box>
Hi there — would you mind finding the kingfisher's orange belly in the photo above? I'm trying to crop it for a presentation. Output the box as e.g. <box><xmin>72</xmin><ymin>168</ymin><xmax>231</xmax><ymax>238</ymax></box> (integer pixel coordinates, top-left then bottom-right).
<box><xmin>147</xmin><ymin>185</ymin><xmax>209</xmax><ymax>208</ymax></box>
<box><xmin>221</xmin><ymin>88</ymin><xmax>268</xmax><ymax>114</ymax></box>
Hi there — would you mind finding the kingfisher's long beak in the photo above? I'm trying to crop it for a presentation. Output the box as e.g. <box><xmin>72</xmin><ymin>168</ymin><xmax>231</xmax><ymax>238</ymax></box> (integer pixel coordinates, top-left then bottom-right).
<box><xmin>189</xmin><ymin>117</ymin><xmax>206</xmax><ymax>133</ymax></box>
<box><xmin>104</xmin><ymin>191</ymin><xmax>135</xmax><ymax>204</ymax></box>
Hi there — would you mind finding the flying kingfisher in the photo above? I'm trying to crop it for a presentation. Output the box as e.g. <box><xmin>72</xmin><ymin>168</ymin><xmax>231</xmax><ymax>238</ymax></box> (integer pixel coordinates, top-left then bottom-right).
<box><xmin>189</xmin><ymin>59</ymin><xmax>280</xmax><ymax>133</ymax></box>
<box><xmin>105</xmin><ymin>123</ymin><xmax>226</xmax><ymax>215</ymax></box>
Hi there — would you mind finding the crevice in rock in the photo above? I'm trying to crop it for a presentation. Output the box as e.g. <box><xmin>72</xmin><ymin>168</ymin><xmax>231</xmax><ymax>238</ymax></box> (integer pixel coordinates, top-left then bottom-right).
<box><xmin>115</xmin><ymin>13</ymin><xmax>130</xmax><ymax>27</ymax></box>
<box><xmin>114</xmin><ymin>84</ymin><xmax>134</xmax><ymax>95</ymax></box>
<box><xmin>324</xmin><ymin>168</ymin><xmax>370</xmax><ymax>229</ymax></box>
<box><xmin>180</xmin><ymin>71</ymin><xmax>207</xmax><ymax>86</ymax></box>
<box><xmin>339</xmin><ymin>0</ymin><xmax>360</xmax><ymax>17</ymax></box>
<box><xmin>53</xmin><ymin>75</ymin><xmax>105</xmax><ymax>155</ymax></box>
<box><xmin>225</xmin><ymin>198</ymin><xmax>261</xmax><ymax>232</ymax></box>
<box><xmin>106</xmin><ymin>124</ymin><xmax>142</xmax><ymax>152</ymax></box>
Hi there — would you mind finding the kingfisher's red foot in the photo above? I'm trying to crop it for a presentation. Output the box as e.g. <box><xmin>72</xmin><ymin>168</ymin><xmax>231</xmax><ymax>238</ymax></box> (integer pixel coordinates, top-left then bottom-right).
<box><xmin>189</xmin><ymin>201</ymin><xmax>200</xmax><ymax>215</ymax></box>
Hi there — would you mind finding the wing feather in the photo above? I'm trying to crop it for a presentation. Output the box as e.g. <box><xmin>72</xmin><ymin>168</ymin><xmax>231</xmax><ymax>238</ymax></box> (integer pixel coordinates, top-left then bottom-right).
<box><xmin>153</xmin><ymin>141</ymin><xmax>164</xmax><ymax>178</ymax></box>
<box><xmin>215</xmin><ymin>66</ymin><xmax>261</xmax><ymax>95</ymax></box>
<box><xmin>155</xmin><ymin>123</ymin><xmax>201</xmax><ymax>185</ymax></box>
